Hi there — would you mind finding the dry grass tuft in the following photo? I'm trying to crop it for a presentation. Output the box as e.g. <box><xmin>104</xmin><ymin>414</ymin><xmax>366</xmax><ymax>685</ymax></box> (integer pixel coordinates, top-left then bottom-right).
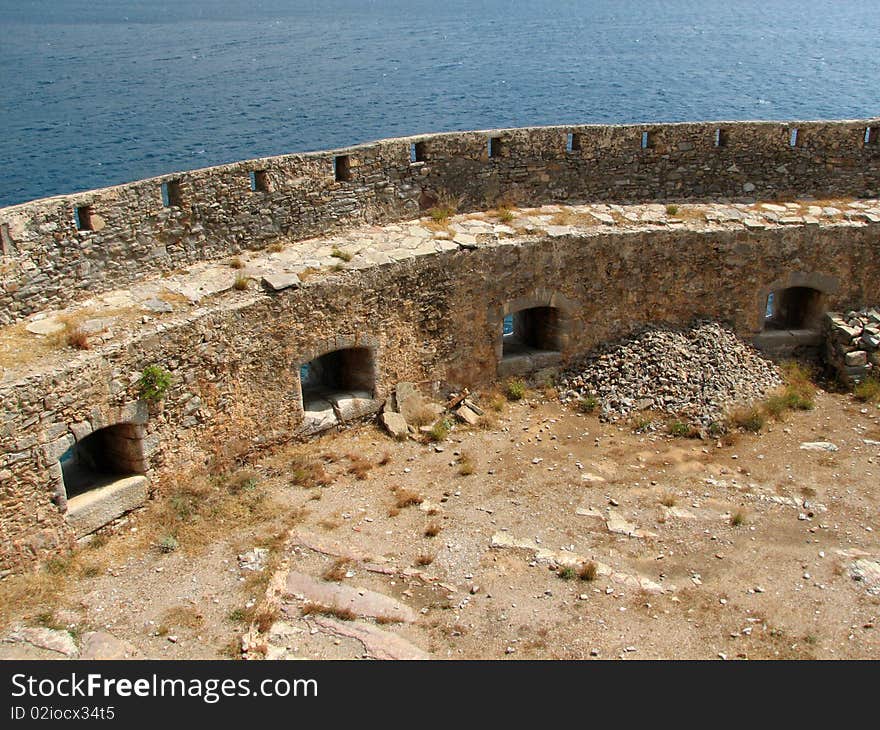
<box><xmin>659</xmin><ymin>493</ymin><xmax>677</xmax><ymax>507</ymax></box>
<box><xmin>415</xmin><ymin>554</ymin><xmax>435</xmax><ymax>566</ymax></box>
<box><xmin>393</xmin><ymin>487</ymin><xmax>423</xmax><ymax>509</ymax></box>
<box><xmin>289</xmin><ymin>454</ymin><xmax>331</xmax><ymax>489</ymax></box>
<box><xmin>322</xmin><ymin>558</ymin><xmax>352</xmax><ymax>582</ymax></box>
<box><xmin>159</xmin><ymin>605</ymin><xmax>204</xmax><ymax>631</ymax></box>
<box><xmin>301</xmin><ymin>602</ymin><xmax>356</xmax><ymax>621</ymax></box>
<box><xmin>730</xmin><ymin>508</ymin><xmax>747</xmax><ymax>527</ymax></box>
<box><xmin>347</xmin><ymin>454</ymin><xmax>373</xmax><ymax>480</ymax></box>
<box><xmin>578</xmin><ymin>561</ymin><xmax>598</xmax><ymax>581</ymax></box>
<box><xmin>65</xmin><ymin>325</ymin><xmax>90</xmax><ymax>350</ymax></box>
<box><xmin>458</xmin><ymin>452</ymin><xmax>475</xmax><ymax>476</ymax></box>
<box><xmin>424</xmin><ymin>521</ymin><xmax>442</xmax><ymax>538</ymax></box>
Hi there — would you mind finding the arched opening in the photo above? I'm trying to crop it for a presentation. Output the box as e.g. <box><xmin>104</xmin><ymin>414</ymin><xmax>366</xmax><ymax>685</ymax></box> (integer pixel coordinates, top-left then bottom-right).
<box><xmin>503</xmin><ymin>307</ymin><xmax>562</xmax><ymax>358</ymax></box>
<box><xmin>498</xmin><ymin>303</ymin><xmax>566</xmax><ymax>376</ymax></box>
<box><xmin>59</xmin><ymin>422</ymin><xmax>149</xmax><ymax>537</ymax></box>
<box><xmin>298</xmin><ymin>347</ymin><xmax>378</xmax><ymax>432</ymax></box>
<box><xmin>60</xmin><ymin>423</ymin><xmax>146</xmax><ymax>499</ymax></box>
<box><xmin>764</xmin><ymin>287</ymin><xmax>824</xmax><ymax>331</ymax></box>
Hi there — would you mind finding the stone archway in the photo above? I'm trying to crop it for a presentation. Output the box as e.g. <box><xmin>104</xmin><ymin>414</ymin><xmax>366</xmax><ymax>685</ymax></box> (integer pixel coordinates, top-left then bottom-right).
<box><xmin>494</xmin><ymin>289</ymin><xmax>577</xmax><ymax>377</ymax></box>
<box><xmin>294</xmin><ymin>335</ymin><xmax>382</xmax><ymax>434</ymax></box>
<box><xmin>753</xmin><ymin>271</ymin><xmax>839</xmax><ymax>359</ymax></box>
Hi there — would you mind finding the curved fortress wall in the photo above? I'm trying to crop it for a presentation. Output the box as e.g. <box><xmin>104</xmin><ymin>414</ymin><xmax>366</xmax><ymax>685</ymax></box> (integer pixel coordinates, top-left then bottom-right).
<box><xmin>2</xmin><ymin>220</ymin><xmax>879</xmax><ymax>572</ymax></box>
<box><xmin>1</xmin><ymin>119</ymin><xmax>880</xmax><ymax>573</ymax></box>
<box><xmin>1</xmin><ymin>118</ymin><xmax>879</xmax><ymax>324</ymax></box>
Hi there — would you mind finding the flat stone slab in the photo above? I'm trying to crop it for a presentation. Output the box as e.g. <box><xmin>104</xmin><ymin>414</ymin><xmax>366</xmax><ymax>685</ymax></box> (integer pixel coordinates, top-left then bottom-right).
<box><xmin>799</xmin><ymin>441</ymin><xmax>839</xmax><ymax>452</ymax></box>
<box><xmin>606</xmin><ymin>509</ymin><xmax>658</xmax><ymax>539</ymax></box>
<box><xmin>312</xmin><ymin>616</ymin><xmax>430</xmax><ymax>660</ymax></box>
<box><xmin>79</xmin><ymin>631</ymin><xmax>138</xmax><ymax>660</ymax></box>
<box><xmin>489</xmin><ymin>532</ymin><xmax>665</xmax><ymax>593</ymax></box>
<box><xmin>261</xmin><ymin>272</ymin><xmax>301</xmax><ymax>291</ymax></box>
<box><xmin>5</xmin><ymin>627</ymin><xmax>78</xmax><ymax>657</ymax></box>
<box><xmin>850</xmin><ymin>559</ymin><xmax>880</xmax><ymax>595</ymax></box>
<box><xmin>284</xmin><ymin>570</ymin><xmax>416</xmax><ymax>623</ymax></box>
<box><xmin>381</xmin><ymin>411</ymin><xmax>409</xmax><ymax>439</ymax></box>
<box><xmin>25</xmin><ymin>318</ymin><xmax>64</xmax><ymax>336</ymax></box>
<box><xmin>66</xmin><ymin>475</ymin><xmax>148</xmax><ymax>537</ymax></box>
<box><xmin>288</xmin><ymin>530</ymin><xmax>387</xmax><ymax>564</ymax></box>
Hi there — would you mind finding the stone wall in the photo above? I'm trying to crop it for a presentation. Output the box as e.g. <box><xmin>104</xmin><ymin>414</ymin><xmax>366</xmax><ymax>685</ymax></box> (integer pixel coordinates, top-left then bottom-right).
<box><xmin>2</xmin><ymin>218</ymin><xmax>879</xmax><ymax>573</ymax></box>
<box><xmin>2</xmin><ymin>118</ymin><xmax>879</xmax><ymax>324</ymax></box>
<box><xmin>824</xmin><ymin>308</ymin><xmax>880</xmax><ymax>384</ymax></box>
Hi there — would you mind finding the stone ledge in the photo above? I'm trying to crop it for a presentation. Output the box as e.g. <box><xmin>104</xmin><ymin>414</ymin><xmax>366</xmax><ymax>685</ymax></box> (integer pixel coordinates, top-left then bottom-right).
<box><xmin>66</xmin><ymin>475</ymin><xmax>148</xmax><ymax>537</ymax></box>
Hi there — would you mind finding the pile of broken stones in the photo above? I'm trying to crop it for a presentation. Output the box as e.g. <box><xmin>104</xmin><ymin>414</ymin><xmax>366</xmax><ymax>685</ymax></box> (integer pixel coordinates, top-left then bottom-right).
<box><xmin>380</xmin><ymin>382</ymin><xmax>483</xmax><ymax>439</ymax></box>
<box><xmin>557</xmin><ymin>321</ymin><xmax>782</xmax><ymax>426</ymax></box>
<box><xmin>824</xmin><ymin>308</ymin><xmax>880</xmax><ymax>386</ymax></box>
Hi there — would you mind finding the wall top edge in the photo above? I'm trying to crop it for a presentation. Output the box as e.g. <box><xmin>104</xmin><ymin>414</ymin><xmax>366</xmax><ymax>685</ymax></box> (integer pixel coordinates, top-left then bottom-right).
<box><xmin>2</xmin><ymin>117</ymin><xmax>879</xmax><ymax>213</ymax></box>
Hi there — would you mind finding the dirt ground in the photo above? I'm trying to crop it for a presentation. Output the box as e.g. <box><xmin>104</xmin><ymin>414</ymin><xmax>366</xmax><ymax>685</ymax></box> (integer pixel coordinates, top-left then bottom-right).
<box><xmin>2</xmin><ymin>386</ymin><xmax>879</xmax><ymax>661</ymax></box>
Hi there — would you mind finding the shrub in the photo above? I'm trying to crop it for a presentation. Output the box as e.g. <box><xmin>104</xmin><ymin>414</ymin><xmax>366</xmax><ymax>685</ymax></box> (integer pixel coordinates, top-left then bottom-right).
<box><xmin>394</xmin><ymin>488</ymin><xmax>423</xmax><ymax>509</ymax></box>
<box><xmin>233</xmin><ymin>272</ymin><xmax>249</xmax><ymax>290</ymax></box>
<box><xmin>138</xmin><ymin>365</ymin><xmax>172</xmax><ymax>402</ymax></box>
<box><xmin>496</xmin><ymin>206</ymin><xmax>515</xmax><ymax>223</ymax></box>
<box><xmin>322</xmin><ymin>559</ymin><xmax>351</xmax><ymax>582</ymax></box>
<box><xmin>424</xmin><ymin>521</ymin><xmax>442</xmax><ymax>538</ymax></box>
<box><xmin>666</xmin><ymin>204</ymin><xmax>679</xmax><ymax>216</ymax></box>
<box><xmin>158</xmin><ymin>535</ymin><xmax>179</xmax><ymax>553</ymax></box>
<box><xmin>65</xmin><ymin>326</ymin><xmax>90</xmax><ymax>350</ymax></box>
<box><xmin>668</xmin><ymin>420</ymin><xmax>698</xmax><ymax>438</ymax></box>
<box><xmin>578</xmin><ymin>561</ymin><xmax>598</xmax><ymax>581</ymax></box>
<box><xmin>228</xmin><ymin>257</ymin><xmax>244</xmax><ymax>269</ymax></box>
<box><xmin>557</xmin><ymin>566</ymin><xmax>576</xmax><ymax>580</ymax></box>
<box><xmin>505</xmin><ymin>379</ymin><xmax>526</xmax><ymax>401</ymax></box>
<box><xmin>854</xmin><ymin>377</ymin><xmax>880</xmax><ymax>403</ymax></box>
<box><xmin>576</xmin><ymin>396</ymin><xmax>599</xmax><ymax>414</ymax></box>
<box><xmin>428</xmin><ymin>419</ymin><xmax>451</xmax><ymax>442</ymax></box>
<box><xmin>330</xmin><ymin>247</ymin><xmax>352</xmax><ymax>262</ymax></box>
<box><xmin>730</xmin><ymin>406</ymin><xmax>765</xmax><ymax>433</ymax></box>
<box><xmin>730</xmin><ymin>509</ymin><xmax>746</xmax><ymax>527</ymax></box>
<box><xmin>415</xmin><ymin>554</ymin><xmax>435</xmax><ymax>566</ymax></box>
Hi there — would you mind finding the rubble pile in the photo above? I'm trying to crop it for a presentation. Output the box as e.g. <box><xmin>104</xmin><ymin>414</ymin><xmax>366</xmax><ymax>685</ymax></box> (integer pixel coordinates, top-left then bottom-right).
<box><xmin>824</xmin><ymin>308</ymin><xmax>880</xmax><ymax>385</ymax></box>
<box><xmin>558</xmin><ymin>321</ymin><xmax>783</xmax><ymax>424</ymax></box>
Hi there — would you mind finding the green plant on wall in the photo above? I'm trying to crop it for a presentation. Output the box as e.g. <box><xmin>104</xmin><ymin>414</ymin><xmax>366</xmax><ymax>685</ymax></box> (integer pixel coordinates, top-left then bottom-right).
<box><xmin>138</xmin><ymin>365</ymin><xmax>172</xmax><ymax>402</ymax></box>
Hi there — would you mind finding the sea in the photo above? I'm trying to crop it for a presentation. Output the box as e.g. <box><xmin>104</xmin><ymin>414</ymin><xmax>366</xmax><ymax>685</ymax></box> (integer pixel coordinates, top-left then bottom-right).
<box><xmin>0</xmin><ymin>0</ymin><xmax>877</xmax><ymax>207</ymax></box>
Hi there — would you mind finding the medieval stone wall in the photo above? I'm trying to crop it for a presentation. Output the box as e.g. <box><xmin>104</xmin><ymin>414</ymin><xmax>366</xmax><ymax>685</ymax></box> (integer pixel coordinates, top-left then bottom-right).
<box><xmin>2</xmin><ymin>216</ymin><xmax>878</xmax><ymax>573</ymax></box>
<box><xmin>1</xmin><ymin>118</ymin><xmax>879</xmax><ymax>324</ymax></box>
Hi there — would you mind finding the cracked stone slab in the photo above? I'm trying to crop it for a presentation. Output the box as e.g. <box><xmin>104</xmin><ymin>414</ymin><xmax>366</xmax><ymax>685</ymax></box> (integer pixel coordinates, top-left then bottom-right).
<box><xmin>489</xmin><ymin>532</ymin><xmax>665</xmax><ymax>593</ymax></box>
<box><xmin>5</xmin><ymin>627</ymin><xmax>78</xmax><ymax>657</ymax></box>
<box><xmin>849</xmin><ymin>559</ymin><xmax>880</xmax><ymax>595</ymax></box>
<box><xmin>261</xmin><ymin>273</ymin><xmax>301</xmax><ymax>292</ymax></box>
<box><xmin>288</xmin><ymin>530</ymin><xmax>388</xmax><ymax>564</ymax></box>
<box><xmin>311</xmin><ymin>616</ymin><xmax>430</xmax><ymax>660</ymax></box>
<box><xmin>79</xmin><ymin>631</ymin><xmax>138</xmax><ymax>660</ymax></box>
<box><xmin>606</xmin><ymin>509</ymin><xmax>658</xmax><ymax>539</ymax></box>
<box><xmin>284</xmin><ymin>570</ymin><xmax>416</xmax><ymax>622</ymax></box>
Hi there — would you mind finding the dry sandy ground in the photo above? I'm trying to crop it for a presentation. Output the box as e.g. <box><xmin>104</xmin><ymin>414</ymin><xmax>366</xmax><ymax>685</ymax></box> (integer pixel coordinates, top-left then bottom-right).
<box><xmin>2</xmin><ymin>388</ymin><xmax>879</xmax><ymax>661</ymax></box>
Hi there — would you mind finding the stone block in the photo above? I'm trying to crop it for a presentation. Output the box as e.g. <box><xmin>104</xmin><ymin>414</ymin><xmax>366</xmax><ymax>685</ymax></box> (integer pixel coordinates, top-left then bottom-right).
<box><xmin>66</xmin><ymin>475</ymin><xmax>148</xmax><ymax>537</ymax></box>
<box><xmin>845</xmin><ymin>350</ymin><xmax>868</xmax><ymax>367</ymax></box>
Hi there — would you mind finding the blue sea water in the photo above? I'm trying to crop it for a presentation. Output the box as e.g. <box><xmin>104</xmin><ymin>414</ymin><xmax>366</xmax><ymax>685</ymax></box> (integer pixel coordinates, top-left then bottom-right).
<box><xmin>0</xmin><ymin>0</ymin><xmax>877</xmax><ymax>207</ymax></box>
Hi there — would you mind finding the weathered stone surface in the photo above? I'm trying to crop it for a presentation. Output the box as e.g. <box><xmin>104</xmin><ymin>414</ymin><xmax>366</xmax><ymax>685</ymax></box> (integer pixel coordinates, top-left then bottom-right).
<box><xmin>380</xmin><ymin>411</ymin><xmax>409</xmax><ymax>440</ymax></box>
<box><xmin>5</xmin><ymin>627</ymin><xmax>78</xmax><ymax>657</ymax></box>
<box><xmin>79</xmin><ymin>631</ymin><xmax>137</xmax><ymax>660</ymax></box>
<box><xmin>489</xmin><ymin>532</ymin><xmax>664</xmax><ymax>593</ymax></box>
<box><xmin>25</xmin><ymin>318</ymin><xmax>64</xmax><ymax>336</ymax></box>
<box><xmin>799</xmin><ymin>442</ymin><xmax>839</xmax><ymax>452</ymax></box>
<box><xmin>455</xmin><ymin>405</ymin><xmax>480</xmax><ymax>425</ymax></box>
<box><xmin>66</xmin><ymin>475</ymin><xmax>148</xmax><ymax>537</ymax></box>
<box><xmin>312</xmin><ymin>616</ymin><xmax>430</xmax><ymax>660</ymax></box>
<box><xmin>261</xmin><ymin>273</ymin><xmax>301</xmax><ymax>292</ymax></box>
<box><xmin>845</xmin><ymin>350</ymin><xmax>868</xmax><ymax>367</ymax></box>
<box><xmin>284</xmin><ymin>570</ymin><xmax>416</xmax><ymax>623</ymax></box>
